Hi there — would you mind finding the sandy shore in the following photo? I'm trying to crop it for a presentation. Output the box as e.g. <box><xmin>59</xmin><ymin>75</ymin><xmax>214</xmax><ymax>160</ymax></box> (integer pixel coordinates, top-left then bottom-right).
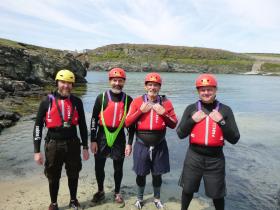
<box><xmin>0</xmin><ymin>163</ymin><xmax>213</xmax><ymax>210</ymax></box>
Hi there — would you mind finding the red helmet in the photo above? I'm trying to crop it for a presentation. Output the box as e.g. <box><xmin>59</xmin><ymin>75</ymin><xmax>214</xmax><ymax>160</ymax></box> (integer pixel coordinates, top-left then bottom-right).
<box><xmin>145</xmin><ymin>72</ymin><xmax>162</xmax><ymax>85</ymax></box>
<box><xmin>195</xmin><ymin>74</ymin><xmax>217</xmax><ymax>88</ymax></box>
<box><xmin>108</xmin><ymin>68</ymin><xmax>126</xmax><ymax>80</ymax></box>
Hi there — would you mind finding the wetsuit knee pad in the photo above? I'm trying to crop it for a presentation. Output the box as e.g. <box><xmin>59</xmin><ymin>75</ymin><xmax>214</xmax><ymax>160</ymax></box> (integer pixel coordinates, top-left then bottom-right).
<box><xmin>113</xmin><ymin>158</ymin><xmax>124</xmax><ymax>172</ymax></box>
<box><xmin>44</xmin><ymin>165</ymin><xmax>63</xmax><ymax>180</ymax></box>
<box><xmin>65</xmin><ymin>160</ymin><xmax>82</xmax><ymax>179</ymax></box>
<box><xmin>48</xmin><ymin>178</ymin><xmax>60</xmax><ymax>184</ymax></box>
<box><xmin>136</xmin><ymin>175</ymin><xmax>146</xmax><ymax>187</ymax></box>
<box><xmin>66</xmin><ymin>165</ymin><xmax>81</xmax><ymax>179</ymax></box>
<box><xmin>152</xmin><ymin>175</ymin><xmax>162</xmax><ymax>187</ymax></box>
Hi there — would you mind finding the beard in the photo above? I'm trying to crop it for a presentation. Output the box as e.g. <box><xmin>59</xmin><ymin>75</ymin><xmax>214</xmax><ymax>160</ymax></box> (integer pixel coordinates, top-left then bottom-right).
<box><xmin>111</xmin><ymin>85</ymin><xmax>123</xmax><ymax>94</ymax></box>
<box><xmin>147</xmin><ymin>89</ymin><xmax>159</xmax><ymax>97</ymax></box>
<box><xmin>200</xmin><ymin>94</ymin><xmax>216</xmax><ymax>103</ymax></box>
<box><xmin>58</xmin><ymin>87</ymin><xmax>71</xmax><ymax>97</ymax></box>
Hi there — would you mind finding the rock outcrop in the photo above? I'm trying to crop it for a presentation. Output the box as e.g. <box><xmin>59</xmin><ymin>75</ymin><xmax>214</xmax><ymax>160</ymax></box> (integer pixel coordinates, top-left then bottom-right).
<box><xmin>0</xmin><ymin>38</ymin><xmax>87</xmax><ymax>86</ymax></box>
<box><xmin>0</xmin><ymin>110</ymin><xmax>21</xmax><ymax>133</ymax></box>
<box><xmin>0</xmin><ymin>38</ymin><xmax>88</xmax><ymax>133</ymax></box>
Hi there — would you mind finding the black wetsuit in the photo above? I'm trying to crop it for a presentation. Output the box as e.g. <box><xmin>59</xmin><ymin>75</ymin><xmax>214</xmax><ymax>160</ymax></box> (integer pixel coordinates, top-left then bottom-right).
<box><xmin>176</xmin><ymin>100</ymin><xmax>240</xmax><ymax>210</ymax></box>
<box><xmin>90</xmin><ymin>90</ymin><xmax>135</xmax><ymax>193</ymax></box>
<box><xmin>33</xmin><ymin>91</ymin><xmax>88</xmax><ymax>204</ymax></box>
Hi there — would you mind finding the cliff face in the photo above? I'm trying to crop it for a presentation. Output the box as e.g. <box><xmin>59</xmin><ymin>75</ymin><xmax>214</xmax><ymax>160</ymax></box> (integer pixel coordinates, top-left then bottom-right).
<box><xmin>77</xmin><ymin>44</ymin><xmax>254</xmax><ymax>73</ymax></box>
<box><xmin>0</xmin><ymin>38</ymin><xmax>88</xmax><ymax>133</ymax></box>
<box><xmin>0</xmin><ymin>38</ymin><xmax>87</xmax><ymax>85</ymax></box>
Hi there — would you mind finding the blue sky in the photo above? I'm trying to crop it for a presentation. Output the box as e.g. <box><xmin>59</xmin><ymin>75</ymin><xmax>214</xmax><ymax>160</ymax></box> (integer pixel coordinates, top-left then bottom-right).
<box><xmin>0</xmin><ymin>0</ymin><xmax>279</xmax><ymax>53</ymax></box>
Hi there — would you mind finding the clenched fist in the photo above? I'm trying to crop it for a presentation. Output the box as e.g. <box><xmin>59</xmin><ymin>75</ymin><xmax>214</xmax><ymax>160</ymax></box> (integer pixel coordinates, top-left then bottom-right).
<box><xmin>153</xmin><ymin>103</ymin><xmax>165</xmax><ymax>115</ymax></box>
<box><xmin>192</xmin><ymin>110</ymin><xmax>207</xmax><ymax>123</ymax></box>
<box><xmin>140</xmin><ymin>102</ymin><xmax>153</xmax><ymax>113</ymax></box>
<box><xmin>209</xmin><ymin>110</ymin><xmax>223</xmax><ymax>122</ymax></box>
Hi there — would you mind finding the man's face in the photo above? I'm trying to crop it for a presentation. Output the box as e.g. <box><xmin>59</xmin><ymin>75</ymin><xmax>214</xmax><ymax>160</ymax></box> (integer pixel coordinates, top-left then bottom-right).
<box><xmin>197</xmin><ymin>86</ymin><xmax>217</xmax><ymax>103</ymax></box>
<box><xmin>109</xmin><ymin>78</ymin><xmax>125</xmax><ymax>94</ymax></box>
<box><xmin>145</xmin><ymin>82</ymin><xmax>161</xmax><ymax>97</ymax></box>
<box><xmin>57</xmin><ymin>80</ymin><xmax>73</xmax><ymax>96</ymax></box>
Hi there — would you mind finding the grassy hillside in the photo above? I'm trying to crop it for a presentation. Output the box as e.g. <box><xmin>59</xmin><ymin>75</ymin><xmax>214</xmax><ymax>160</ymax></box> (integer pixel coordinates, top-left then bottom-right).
<box><xmin>245</xmin><ymin>53</ymin><xmax>280</xmax><ymax>75</ymax></box>
<box><xmin>78</xmin><ymin>44</ymin><xmax>255</xmax><ymax>73</ymax></box>
<box><xmin>0</xmin><ymin>38</ymin><xmax>65</xmax><ymax>57</ymax></box>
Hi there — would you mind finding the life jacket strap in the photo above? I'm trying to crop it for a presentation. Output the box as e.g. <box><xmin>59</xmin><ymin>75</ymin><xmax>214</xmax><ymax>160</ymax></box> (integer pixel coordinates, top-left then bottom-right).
<box><xmin>54</xmin><ymin>95</ymin><xmax>76</xmax><ymax>127</ymax></box>
<box><xmin>197</xmin><ymin>100</ymin><xmax>220</xmax><ymax>111</ymax></box>
<box><xmin>101</xmin><ymin>91</ymin><xmax>128</xmax><ymax>147</ymax></box>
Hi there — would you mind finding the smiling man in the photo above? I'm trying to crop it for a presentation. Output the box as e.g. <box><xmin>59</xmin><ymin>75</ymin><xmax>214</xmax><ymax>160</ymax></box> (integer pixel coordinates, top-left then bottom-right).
<box><xmin>33</xmin><ymin>69</ymin><xmax>89</xmax><ymax>210</ymax></box>
<box><xmin>89</xmin><ymin>67</ymin><xmax>134</xmax><ymax>207</ymax></box>
<box><xmin>176</xmin><ymin>74</ymin><xmax>240</xmax><ymax>210</ymax></box>
<box><xmin>125</xmin><ymin>72</ymin><xmax>178</xmax><ymax>209</ymax></box>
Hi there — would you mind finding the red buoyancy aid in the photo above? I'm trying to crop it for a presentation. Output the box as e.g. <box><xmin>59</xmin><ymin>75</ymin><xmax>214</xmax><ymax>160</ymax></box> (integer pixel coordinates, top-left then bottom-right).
<box><xmin>98</xmin><ymin>91</ymin><xmax>126</xmax><ymax>128</ymax></box>
<box><xmin>136</xmin><ymin>94</ymin><xmax>169</xmax><ymax>131</ymax></box>
<box><xmin>45</xmin><ymin>94</ymin><xmax>79</xmax><ymax>128</ymax></box>
<box><xmin>190</xmin><ymin>101</ymin><xmax>224</xmax><ymax>146</ymax></box>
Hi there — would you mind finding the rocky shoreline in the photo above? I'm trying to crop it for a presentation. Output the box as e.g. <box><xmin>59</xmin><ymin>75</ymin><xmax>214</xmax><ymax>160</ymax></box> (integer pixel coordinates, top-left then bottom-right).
<box><xmin>0</xmin><ymin>110</ymin><xmax>21</xmax><ymax>133</ymax></box>
<box><xmin>88</xmin><ymin>60</ymin><xmax>252</xmax><ymax>74</ymax></box>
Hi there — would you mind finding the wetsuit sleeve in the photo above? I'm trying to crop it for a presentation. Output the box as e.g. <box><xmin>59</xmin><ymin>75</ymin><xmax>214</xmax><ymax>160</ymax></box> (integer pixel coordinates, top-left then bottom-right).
<box><xmin>90</xmin><ymin>94</ymin><xmax>102</xmax><ymax>142</ymax></box>
<box><xmin>76</xmin><ymin>98</ymin><xmax>88</xmax><ymax>149</ymax></box>
<box><xmin>33</xmin><ymin>97</ymin><xmax>49</xmax><ymax>153</ymax></box>
<box><xmin>126</xmin><ymin>96</ymin><xmax>136</xmax><ymax>145</ymax></box>
<box><xmin>176</xmin><ymin>104</ymin><xmax>197</xmax><ymax>139</ymax></box>
<box><xmin>219</xmin><ymin>106</ymin><xmax>240</xmax><ymax>144</ymax></box>
<box><xmin>125</xmin><ymin>98</ymin><xmax>142</xmax><ymax>127</ymax></box>
<box><xmin>162</xmin><ymin>100</ymin><xmax>178</xmax><ymax>129</ymax></box>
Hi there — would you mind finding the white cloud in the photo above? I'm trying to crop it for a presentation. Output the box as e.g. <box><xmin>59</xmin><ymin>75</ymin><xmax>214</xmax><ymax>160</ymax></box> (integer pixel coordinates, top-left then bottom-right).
<box><xmin>225</xmin><ymin>0</ymin><xmax>280</xmax><ymax>29</ymax></box>
<box><xmin>90</xmin><ymin>0</ymin><xmax>188</xmax><ymax>44</ymax></box>
<box><xmin>0</xmin><ymin>0</ymin><xmax>279</xmax><ymax>52</ymax></box>
<box><xmin>0</xmin><ymin>0</ymin><xmax>109</xmax><ymax>37</ymax></box>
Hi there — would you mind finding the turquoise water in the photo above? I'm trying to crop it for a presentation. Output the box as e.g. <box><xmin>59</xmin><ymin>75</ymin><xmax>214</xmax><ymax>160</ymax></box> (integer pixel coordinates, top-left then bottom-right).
<box><xmin>1</xmin><ymin>72</ymin><xmax>280</xmax><ymax>209</ymax></box>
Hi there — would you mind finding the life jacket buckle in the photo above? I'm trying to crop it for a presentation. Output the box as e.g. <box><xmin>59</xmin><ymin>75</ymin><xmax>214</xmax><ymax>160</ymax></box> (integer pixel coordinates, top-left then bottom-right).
<box><xmin>63</xmin><ymin>122</ymin><xmax>71</xmax><ymax>128</ymax></box>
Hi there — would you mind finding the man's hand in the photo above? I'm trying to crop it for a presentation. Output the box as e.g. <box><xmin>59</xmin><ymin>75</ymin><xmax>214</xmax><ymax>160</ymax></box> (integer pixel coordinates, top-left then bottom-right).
<box><xmin>83</xmin><ymin>149</ymin><xmax>90</xmax><ymax>160</ymax></box>
<box><xmin>140</xmin><ymin>102</ymin><xmax>153</xmax><ymax>113</ymax></box>
<box><xmin>192</xmin><ymin>110</ymin><xmax>207</xmax><ymax>123</ymax></box>
<box><xmin>209</xmin><ymin>110</ymin><xmax>223</xmax><ymax>122</ymax></box>
<box><xmin>34</xmin><ymin>152</ymin><xmax>44</xmax><ymax>165</ymax></box>
<box><xmin>125</xmin><ymin>144</ymin><xmax>132</xmax><ymax>157</ymax></box>
<box><xmin>153</xmin><ymin>103</ymin><xmax>165</xmax><ymax>115</ymax></box>
<box><xmin>90</xmin><ymin>142</ymin><xmax>98</xmax><ymax>154</ymax></box>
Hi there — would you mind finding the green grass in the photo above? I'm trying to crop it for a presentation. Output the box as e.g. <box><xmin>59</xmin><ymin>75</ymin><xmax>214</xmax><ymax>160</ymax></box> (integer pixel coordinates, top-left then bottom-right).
<box><xmin>0</xmin><ymin>38</ymin><xmax>25</xmax><ymax>49</ymax></box>
<box><xmin>84</xmin><ymin>44</ymin><xmax>253</xmax><ymax>70</ymax></box>
<box><xmin>0</xmin><ymin>38</ymin><xmax>64</xmax><ymax>58</ymax></box>
<box><xmin>261</xmin><ymin>63</ymin><xmax>280</xmax><ymax>73</ymax></box>
<box><xmin>169</xmin><ymin>58</ymin><xmax>253</xmax><ymax>65</ymax></box>
<box><xmin>246</xmin><ymin>53</ymin><xmax>280</xmax><ymax>58</ymax></box>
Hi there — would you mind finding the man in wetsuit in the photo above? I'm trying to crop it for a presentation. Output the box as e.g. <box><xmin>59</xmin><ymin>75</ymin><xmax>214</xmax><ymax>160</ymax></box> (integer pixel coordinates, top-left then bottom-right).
<box><xmin>90</xmin><ymin>67</ymin><xmax>134</xmax><ymax>206</ymax></box>
<box><xmin>125</xmin><ymin>72</ymin><xmax>178</xmax><ymax>209</ymax></box>
<box><xmin>33</xmin><ymin>69</ymin><xmax>89</xmax><ymax>210</ymax></box>
<box><xmin>176</xmin><ymin>74</ymin><xmax>240</xmax><ymax>210</ymax></box>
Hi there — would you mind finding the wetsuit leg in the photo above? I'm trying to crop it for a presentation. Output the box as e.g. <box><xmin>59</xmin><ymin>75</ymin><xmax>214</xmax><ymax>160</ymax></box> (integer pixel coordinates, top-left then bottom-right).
<box><xmin>113</xmin><ymin>158</ymin><xmax>124</xmax><ymax>193</ymax></box>
<box><xmin>181</xmin><ymin>191</ymin><xmax>193</xmax><ymax>210</ymax></box>
<box><xmin>136</xmin><ymin>175</ymin><xmax>146</xmax><ymax>201</ymax></box>
<box><xmin>68</xmin><ymin>178</ymin><xmax>78</xmax><ymax>200</ymax></box>
<box><xmin>152</xmin><ymin>175</ymin><xmax>162</xmax><ymax>199</ymax></box>
<box><xmin>213</xmin><ymin>198</ymin><xmax>224</xmax><ymax>210</ymax></box>
<box><xmin>95</xmin><ymin>155</ymin><xmax>107</xmax><ymax>192</ymax></box>
<box><xmin>44</xmin><ymin>140</ymin><xmax>65</xmax><ymax>204</ymax></box>
<box><xmin>49</xmin><ymin>179</ymin><xmax>60</xmax><ymax>204</ymax></box>
<box><xmin>65</xmin><ymin>139</ymin><xmax>82</xmax><ymax>200</ymax></box>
